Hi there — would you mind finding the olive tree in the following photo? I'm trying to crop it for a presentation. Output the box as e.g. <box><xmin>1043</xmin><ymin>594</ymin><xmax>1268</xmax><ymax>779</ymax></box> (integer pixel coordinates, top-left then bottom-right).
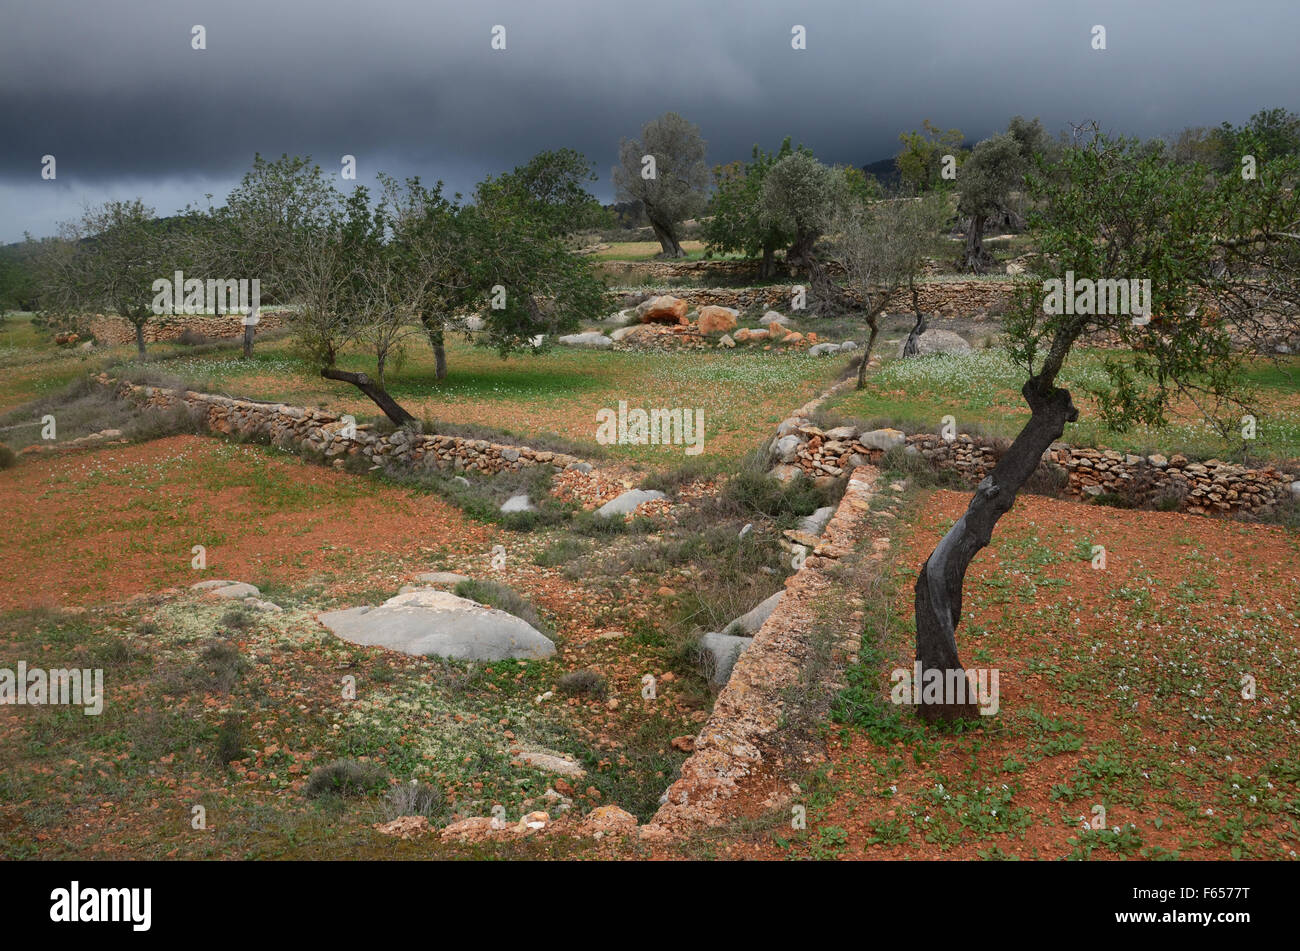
<box><xmin>913</xmin><ymin>128</ymin><xmax>1300</xmax><ymax>721</ymax></box>
<box><xmin>35</xmin><ymin>199</ymin><xmax>173</xmax><ymax>357</ymax></box>
<box><xmin>826</xmin><ymin>192</ymin><xmax>948</xmax><ymax>383</ymax></box>
<box><xmin>758</xmin><ymin>151</ymin><xmax>847</xmax><ymax>311</ymax></box>
<box><xmin>612</xmin><ymin>112</ymin><xmax>709</xmax><ymax>257</ymax></box>
<box><xmin>466</xmin><ymin>150</ymin><xmax>607</xmax><ymax>356</ymax></box>
<box><xmin>702</xmin><ymin>138</ymin><xmax>802</xmax><ymax>278</ymax></box>
<box><xmin>957</xmin><ymin>118</ymin><xmax>1057</xmax><ymax>273</ymax></box>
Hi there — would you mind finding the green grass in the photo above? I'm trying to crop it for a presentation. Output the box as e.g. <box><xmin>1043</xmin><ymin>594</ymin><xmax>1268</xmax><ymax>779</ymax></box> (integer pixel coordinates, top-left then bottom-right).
<box><xmin>824</xmin><ymin>347</ymin><xmax>1300</xmax><ymax>465</ymax></box>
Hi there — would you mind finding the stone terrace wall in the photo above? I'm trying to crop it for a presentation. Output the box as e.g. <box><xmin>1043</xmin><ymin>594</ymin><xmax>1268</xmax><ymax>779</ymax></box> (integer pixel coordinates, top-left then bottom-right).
<box><xmin>610</xmin><ymin>280</ymin><xmax>1017</xmax><ymax>317</ymax></box>
<box><xmin>87</xmin><ymin>310</ymin><xmax>293</xmax><ymax>346</ymax></box>
<box><xmin>101</xmin><ymin>376</ymin><xmax>587</xmax><ymax>475</ymax></box>
<box><xmin>772</xmin><ymin>419</ymin><xmax>1299</xmax><ymax>518</ymax></box>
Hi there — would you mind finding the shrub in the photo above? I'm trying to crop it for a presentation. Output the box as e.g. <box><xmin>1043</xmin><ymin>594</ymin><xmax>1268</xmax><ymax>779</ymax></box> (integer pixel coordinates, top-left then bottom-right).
<box><xmin>190</xmin><ymin>639</ymin><xmax>245</xmax><ymax>693</ymax></box>
<box><xmin>533</xmin><ymin>537</ymin><xmax>591</xmax><ymax>567</ymax></box>
<box><xmin>557</xmin><ymin>669</ymin><xmax>607</xmax><ymax>699</ymax></box>
<box><xmin>213</xmin><ymin>713</ymin><xmax>246</xmax><ymax>766</ymax></box>
<box><xmin>219</xmin><ymin>606</ymin><xmax>255</xmax><ymax>632</ymax></box>
<box><xmin>177</xmin><ymin>328</ymin><xmax>210</xmax><ymax>346</ymax></box>
<box><xmin>305</xmin><ymin>759</ymin><xmax>390</xmax><ymax>799</ymax></box>
<box><xmin>0</xmin><ymin>443</ymin><xmax>16</xmax><ymax>470</ymax></box>
<box><xmin>453</xmin><ymin>579</ymin><xmax>550</xmax><ymax>634</ymax></box>
<box><xmin>383</xmin><ymin>780</ymin><xmax>446</xmax><ymax>820</ymax></box>
<box><xmin>1023</xmin><ymin>462</ymin><xmax>1070</xmax><ymax>498</ymax></box>
<box><xmin>123</xmin><ymin>402</ymin><xmax>209</xmax><ymax>442</ymax></box>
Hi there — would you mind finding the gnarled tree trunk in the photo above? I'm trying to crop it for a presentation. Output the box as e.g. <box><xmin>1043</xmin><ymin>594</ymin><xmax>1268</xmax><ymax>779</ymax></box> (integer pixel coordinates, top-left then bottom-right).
<box><xmin>913</xmin><ymin>379</ymin><xmax>1078</xmax><ymax>721</ymax></box>
<box><xmin>787</xmin><ymin>231</ymin><xmax>841</xmax><ymax>315</ymax></box>
<box><xmin>418</xmin><ymin>314</ymin><xmax>448</xmax><ymax>381</ymax></box>
<box><xmin>648</xmin><ymin>213</ymin><xmax>685</xmax><ymax>258</ymax></box>
<box><xmin>964</xmin><ymin>214</ymin><xmax>988</xmax><ymax>274</ymax></box>
<box><xmin>902</xmin><ymin>279</ymin><xmax>928</xmax><ymax>357</ymax></box>
<box><xmin>321</xmin><ymin>367</ymin><xmax>416</xmax><ymax>426</ymax></box>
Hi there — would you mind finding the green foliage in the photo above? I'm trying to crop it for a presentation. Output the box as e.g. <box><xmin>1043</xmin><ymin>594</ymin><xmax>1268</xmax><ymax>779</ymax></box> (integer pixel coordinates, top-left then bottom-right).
<box><xmin>556</xmin><ymin>669</ymin><xmax>607</xmax><ymax>700</ymax></box>
<box><xmin>895</xmin><ymin>120</ymin><xmax>966</xmax><ymax>192</ymax></box>
<box><xmin>1008</xmin><ymin>128</ymin><xmax>1300</xmax><ymax>434</ymax></box>
<box><xmin>612</xmin><ymin>112</ymin><xmax>710</xmax><ymax>254</ymax></box>
<box><xmin>304</xmin><ymin>759</ymin><xmax>390</xmax><ymax>799</ymax></box>
<box><xmin>452</xmin><ymin>579</ymin><xmax>550</xmax><ymax>635</ymax></box>
<box><xmin>702</xmin><ymin>137</ymin><xmax>803</xmax><ymax>268</ymax></box>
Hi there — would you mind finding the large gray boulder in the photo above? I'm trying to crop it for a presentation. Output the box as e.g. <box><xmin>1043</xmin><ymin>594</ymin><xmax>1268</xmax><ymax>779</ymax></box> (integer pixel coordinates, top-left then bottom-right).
<box><xmin>798</xmin><ymin>506</ymin><xmax>834</xmax><ymax>537</ymax></box>
<box><xmin>414</xmin><ymin>571</ymin><xmax>470</xmax><ymax>585</ymax></box>
<box><xmin>807</xmin><ymin>343</ymin><xmax>842</xmax><ymax>357</ymax></box>
<box><xmin>899</xmin><ymin>329</ymin><xmax>972</xmax><ymax>357</ymax></box>
<box><xmin>192</xmin><ymin>580</ymin><xmax>260</xmax><ymax>599</ymax></box>
<box><xmin>698</xmin><ymin>632</ymin><xmax>753</xmax><ymax>686</ymax></box>
<box><xmin>501</xmin><ymin>494</ymin><xmax>538</xmax><ymax>513</ymax></box>
<box><xmin>319</xmin><ymin>590</ymin><xmax>555</xmax><ymax>661</ymax></box>
<box><xmin>595</xmin><ymin>488</ymin><xmax>666</xmax><ymax>518</ymax></box>
<box><xmin>558</xmin><ymin>331</ymin><xmax>613</xmax><ymax>348</ymax></box>
<box><xmin>726</xmin><ymin>589</ymin><xmax>784</xmax><ymax>635</ymax></box>
<box><xmin>859</xmin><ymin>428</ymin><xmax>907</xmax><ymax>451</ymax></box>
<box><xmin>759</xmin><ymin>311</ymin><xmax>792</xmax><ymax>327</ymax></box>
<box><xmin>773</xmin><ymin>434</ymin><xmax>803</xmax><ymax>463</ymax></box>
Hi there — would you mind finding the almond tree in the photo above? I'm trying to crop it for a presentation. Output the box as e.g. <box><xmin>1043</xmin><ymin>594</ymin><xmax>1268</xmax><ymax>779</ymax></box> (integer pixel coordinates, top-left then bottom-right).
<box><xmin>35</xmin><ymin>199</ymin><xmax>173</xmax><ymax>357</ymax></box>
<box><xmin>914</xmin><ymin>127</ymin><xmax>1300</xmax><ymax>720</ymax></box>
<box><xmin>826</xmin><ymin>192</ymin><xmax>946</xmax><ymax>385</ymax></box>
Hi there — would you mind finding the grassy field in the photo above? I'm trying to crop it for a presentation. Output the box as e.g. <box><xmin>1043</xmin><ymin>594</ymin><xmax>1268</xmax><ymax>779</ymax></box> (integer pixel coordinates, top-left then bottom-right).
<box><xmin>822</xmin><ymin>347</ymin><xmax>1300</xmax><ymax>465</ymax></box>
<box><xmin>780</xmin><ymin>482</ymin><xmax>1300</xmax><ymax>860</ymax></box>
<box><xmin>52</xmin><ymin>331</ymin><xmax>841</xmax><ymax>469</ymax></box>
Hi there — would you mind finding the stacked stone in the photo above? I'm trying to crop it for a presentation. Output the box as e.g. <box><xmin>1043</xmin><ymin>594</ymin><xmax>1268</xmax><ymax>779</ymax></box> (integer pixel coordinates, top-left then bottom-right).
<box><xmin>772</xmin><ymin>421</ymin><xmax>1299</xmax><ymax>517</ymax></box>
<box><xmin>87</xmin><ymin>311</ymin><xmax>291</xmax><ymax>346</ymax></box>
<box><xmin>103</xmin><ymin>376</ymin><xmax>586</xmax><ymax>475</ymax></box>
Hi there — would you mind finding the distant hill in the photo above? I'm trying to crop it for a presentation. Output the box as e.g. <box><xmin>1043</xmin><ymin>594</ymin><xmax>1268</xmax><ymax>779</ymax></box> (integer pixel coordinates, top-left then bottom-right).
<box><xmin>862</xmin><ymin>156</ymin><xmax>899</xmax><ymax>188</ymax></box>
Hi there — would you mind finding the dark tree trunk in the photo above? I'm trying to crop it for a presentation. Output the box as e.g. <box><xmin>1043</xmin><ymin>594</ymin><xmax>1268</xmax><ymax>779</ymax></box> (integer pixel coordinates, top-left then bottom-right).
<box><xmin>419</xmin><ymin>315</ymin><xmax>448</xmax><ymax>381</ymax></box>
<box><xmin>913</xmin><ymin>379</ymin><xmax>1078</xmax><ymax>722</ymax></box>
<box><xmin>243</xmin><ymin>323</ymin><xmax>255</xmax><ymax>359</ymax></box>
<box><xmin>856</xmin><ymin>317</ymin><xmax>881</xmax><ymax>390</ymax></box>
<box><xmin>902</xmin><ymin>280</ymin><xmax>928</xmax><ymax>357</ymax></box>
<box><xmin>320</xmin><ymin>367</ymin><xmax>416</xmax><ymax>426</ymax></box>
<box><xmin>760</xmin><ymin>245</ymin><xmax>776</xmax><ymax>280</ymax></box>
<box><xmin>787</xmin><ymin>231</ymin><xmax>840</xmax><ymax>315</ymax></box>
<box><xmin>433</xmin><ymin>338</ymin><xmax>447</xmax><ymax>381</ymax></box>
<box><xmin>647</xmin><ymin>213</ymin><xmax>685</xmax><ymax>257</ymax></box>
<box><xmin>133</xmin><ymin>320</ymin><xmax>146</xmax><ymax>358</ymax></box>
<box><xmin>964</xmin><ymin>215</ymin><xmax>988</xmax><ymax>274</ymax></box>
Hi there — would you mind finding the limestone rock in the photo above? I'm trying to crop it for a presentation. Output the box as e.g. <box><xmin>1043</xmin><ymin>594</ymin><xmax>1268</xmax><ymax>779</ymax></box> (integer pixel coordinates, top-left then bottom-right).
<box><xmin>698</xmin><ymin>632</ymin><xmax>753</xmax><ymax>686</ymax></box>
<box><xmin>898</xmin><ymin>329</ymin><xmax>971</xmax><ymax>357</ymax></box>
<box><xmin>595</xmin><ymin>488</ymin><xmax>666</xmax><ymax>518</ymax></box>
<box><xmin>319</xmin><ymin>590</ymin><xmax>556</xmax><ymax>661</ymax></box>
<box><xmin>558</xmin><ymin>331</ymin><xmax>613</xmax><ymax>348</ymax></box>
<box><xmin>191</xmin><ymin>580</ymin><xmax>260</xmax><ymax>600</ymax></box>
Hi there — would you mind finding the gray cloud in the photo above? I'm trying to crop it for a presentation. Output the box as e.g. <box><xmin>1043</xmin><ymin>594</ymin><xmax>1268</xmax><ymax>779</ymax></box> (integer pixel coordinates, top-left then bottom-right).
<box><xmin>1</xmin><ymin>0</ymin><xmax>1297</xmax><ymax>241</ymax></box>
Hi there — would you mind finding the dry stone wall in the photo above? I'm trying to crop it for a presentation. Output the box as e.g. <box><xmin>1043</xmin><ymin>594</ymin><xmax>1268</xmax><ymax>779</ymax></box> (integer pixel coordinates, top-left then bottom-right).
<box><xmin>100</xmin><ymin>375</ymin><xmax>587</xmax><ymax>475</ymax></box>
<box><xmin>610</xmin><ymin>280</ymin><xmax>1016</xmax><ymax>317</ymax></box>
<box><xmin>771</xmin><ymin>418</ymin><xmax>1299</xmax><ymax>518</ymax></box>
<box><xmin>87</xmin><ymin>310</ymin><xmax>293</xmax><ymax>346</ymax></box>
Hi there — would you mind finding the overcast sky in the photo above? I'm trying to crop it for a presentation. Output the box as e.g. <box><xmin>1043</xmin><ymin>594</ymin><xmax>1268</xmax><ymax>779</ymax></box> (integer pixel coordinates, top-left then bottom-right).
<box><xmin>1</xmin><ymin>0</ymin><xmax>1297</xmax><ymax>243</ymax></box>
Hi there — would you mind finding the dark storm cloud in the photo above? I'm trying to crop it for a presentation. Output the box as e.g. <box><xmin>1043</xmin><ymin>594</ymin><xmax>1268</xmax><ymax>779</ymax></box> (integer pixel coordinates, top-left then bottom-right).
<box><xmin>1</xmin><ymin>0</ymin><xmax>1297</xmax><ymax>241</ymax></box>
